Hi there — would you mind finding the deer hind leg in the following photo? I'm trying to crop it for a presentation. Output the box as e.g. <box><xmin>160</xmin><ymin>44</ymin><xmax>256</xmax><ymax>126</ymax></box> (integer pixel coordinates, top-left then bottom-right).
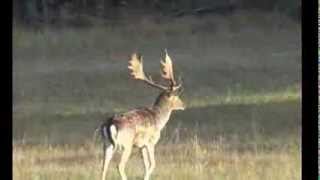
<box><xmin>143</xmin><ymin>145</ymin><xmax>155</xmax><ymax>180</ymax></box>
<box><xmin>142</xmin><ymin>147</ymin><xmax>150</xmax><ymax>180</ymax></box>
<box><xmin>101</xmin><ymin>144</ymin><xmax>115</xmax><ymax>180</ymax></box>
<box><xmin>118</xmin><ymin>145</ymin><xmax>132</xmax><ymax>180</ymax></box>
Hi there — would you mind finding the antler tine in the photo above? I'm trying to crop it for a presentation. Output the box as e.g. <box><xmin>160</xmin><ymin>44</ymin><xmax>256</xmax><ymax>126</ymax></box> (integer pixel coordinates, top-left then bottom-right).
<box><xmin>128</xmin><ymin>53</ymin><xmax>146</xmax><ymax>80</ymax></box>
<box><xmin>161</xmin><ymin>49</ymin><xmax>178</xmax><ymax>89</ymax></box>
<box><xmin>172</xmin><ymin>76</ymin><xmax>183</xmax><ymax>91</ymax></box>
<box><xmin>128</xmin><ymin>53</ymin><xmax>168</xmax><ymax>90</ymax></box>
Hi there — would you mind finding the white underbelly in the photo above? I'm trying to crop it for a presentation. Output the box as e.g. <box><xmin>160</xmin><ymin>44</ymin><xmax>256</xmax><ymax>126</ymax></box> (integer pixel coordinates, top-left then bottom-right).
<box><xmin>133</xmin><ymin>132</ymin><xmax>160</xmax><ymax>147</ymax></box>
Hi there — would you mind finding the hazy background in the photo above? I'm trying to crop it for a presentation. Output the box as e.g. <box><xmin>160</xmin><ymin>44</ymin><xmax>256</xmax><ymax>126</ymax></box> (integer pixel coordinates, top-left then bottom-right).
<box><xmin>13</xmin><ymin>0</ymin><xmax>301</xmax><ymax>179</ymax></box>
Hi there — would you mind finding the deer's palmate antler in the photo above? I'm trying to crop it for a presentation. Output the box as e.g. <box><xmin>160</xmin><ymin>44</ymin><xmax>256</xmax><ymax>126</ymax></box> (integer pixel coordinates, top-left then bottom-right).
<box><xmin>100</xmin><ymin>50</ymin><xmax>185</xmax><ymax>180</ymax></box>
<box><xmin>129</xmin><ymin>50</ymin><xmax>182</xmax><ymax>91</ymax></box>
<box><xmin>128</xmin><ymin>53</ymin><xmax>168</xmax><ymax>90</ymax></box>
<box><xmin>161</xmin><ymin>49</ymin><xmax>176</xmax><ymax>86</ymax></box>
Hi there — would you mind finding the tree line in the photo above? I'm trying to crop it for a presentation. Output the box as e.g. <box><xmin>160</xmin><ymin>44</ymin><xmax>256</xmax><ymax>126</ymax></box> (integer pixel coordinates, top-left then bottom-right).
<box><xmin>13</xmin><ymin>0</ymin><xmax>300</xmax><ymax>25</ymax></box>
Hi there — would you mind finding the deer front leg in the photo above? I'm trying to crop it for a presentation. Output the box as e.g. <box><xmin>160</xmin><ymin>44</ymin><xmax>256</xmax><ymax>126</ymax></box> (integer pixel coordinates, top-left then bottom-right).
<box><xmin>118</xmin><ymin>146</ymin><xmax>132</xmax><ymax>180</ymax></box>
<box><xmin>101</xmin><ymin>144</ymin><xmax>115</xmax><ymax>180</ymax></box>
<box><xmin>144</xmin><ymin>145</ymin><xmax>155</xmax><ymax>180</ymax></box>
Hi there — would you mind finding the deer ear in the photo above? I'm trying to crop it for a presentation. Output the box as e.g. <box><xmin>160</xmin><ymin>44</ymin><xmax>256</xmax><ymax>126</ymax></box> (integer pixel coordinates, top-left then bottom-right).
<box><xmin>168</xmin><ymin>95</ymin><xmax>175</xmax><ymax>101</ymax></box>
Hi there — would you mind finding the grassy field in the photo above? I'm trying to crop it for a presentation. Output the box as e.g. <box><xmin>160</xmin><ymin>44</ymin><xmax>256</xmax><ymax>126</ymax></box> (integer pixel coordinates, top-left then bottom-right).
<box><xmin>13</xmin><ymin>11</ymin><xmax>301</xmax><ymax>180</ymax></box>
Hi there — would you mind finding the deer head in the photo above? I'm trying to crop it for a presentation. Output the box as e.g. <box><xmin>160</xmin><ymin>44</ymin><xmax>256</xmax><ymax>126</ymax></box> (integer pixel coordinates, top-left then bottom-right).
<box><xmin>128</xmin><ymin>50</ymin><xmax>185</xmax><ymax>111</ymax></box>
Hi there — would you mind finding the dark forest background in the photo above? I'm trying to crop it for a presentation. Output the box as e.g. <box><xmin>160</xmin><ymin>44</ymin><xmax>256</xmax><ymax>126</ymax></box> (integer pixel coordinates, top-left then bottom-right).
<box><xmin>14</xmin><ymin>0</ymin><xmax>300</xmax><ymax>26</ymax></box>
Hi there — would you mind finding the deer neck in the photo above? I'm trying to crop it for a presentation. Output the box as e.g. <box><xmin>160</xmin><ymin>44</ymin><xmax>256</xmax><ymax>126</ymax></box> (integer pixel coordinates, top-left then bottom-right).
<box><xmin>152</xmin><ymin>105</ymin><xmax>172</xmax><ymax>130</ymax></box>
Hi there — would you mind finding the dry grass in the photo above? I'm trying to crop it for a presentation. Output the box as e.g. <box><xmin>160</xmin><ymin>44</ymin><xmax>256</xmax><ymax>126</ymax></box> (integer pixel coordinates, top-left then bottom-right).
<box><xmin>13</xmin><ymin>139</ymin><xmax>300</xmax><ymax>180</ymax></box>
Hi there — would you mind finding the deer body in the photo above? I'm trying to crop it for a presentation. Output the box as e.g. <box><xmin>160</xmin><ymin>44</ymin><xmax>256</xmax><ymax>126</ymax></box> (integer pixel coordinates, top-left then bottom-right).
<box><xmin>100</xmin><ymin>51</ymin><xmax>184</xmax><ymax>180</ymax></box>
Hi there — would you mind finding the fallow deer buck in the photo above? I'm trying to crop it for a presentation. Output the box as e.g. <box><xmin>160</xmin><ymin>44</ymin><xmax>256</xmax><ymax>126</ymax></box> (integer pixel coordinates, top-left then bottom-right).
<box><xmin>99</xmin><ymin>50</ymin><xmax>185</xmax><ymax>180</ymax></box>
